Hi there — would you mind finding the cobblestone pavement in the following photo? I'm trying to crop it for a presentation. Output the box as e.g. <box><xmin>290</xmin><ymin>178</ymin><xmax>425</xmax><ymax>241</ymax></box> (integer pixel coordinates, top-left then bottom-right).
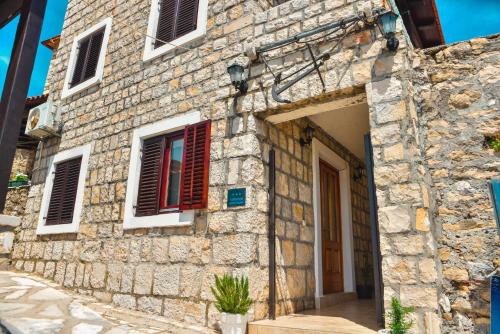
<box><xmin>0</xmin><ymin>271</ymin><xmax>216</xmax><ymax>334</ymax></box>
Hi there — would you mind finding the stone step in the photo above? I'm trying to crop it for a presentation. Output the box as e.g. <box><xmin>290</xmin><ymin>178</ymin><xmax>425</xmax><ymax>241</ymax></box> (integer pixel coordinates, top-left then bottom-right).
<box><xmin>249</xmin><ymin>314</ymin><xmax>376</xmax><ymax>334</ymax></box>
<box><xmin>316</xmin><ymin>292</ymin><xmax>357</xmax><ymax>309</ymax></box>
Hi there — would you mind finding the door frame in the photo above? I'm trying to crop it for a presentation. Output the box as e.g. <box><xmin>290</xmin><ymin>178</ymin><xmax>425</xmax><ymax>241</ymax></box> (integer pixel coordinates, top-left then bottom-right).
<box><xmin>312</xmin><ymin>138</ymin><xmax>356</xmax><ymax>301</ymax></box>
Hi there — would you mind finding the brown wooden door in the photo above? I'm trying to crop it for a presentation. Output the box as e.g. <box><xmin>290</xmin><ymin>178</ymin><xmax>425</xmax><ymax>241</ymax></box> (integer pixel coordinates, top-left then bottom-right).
<box><xmin>319</xmin><ymin>159</ymin><xmax>343</xmax><ymax>294</ymax></box>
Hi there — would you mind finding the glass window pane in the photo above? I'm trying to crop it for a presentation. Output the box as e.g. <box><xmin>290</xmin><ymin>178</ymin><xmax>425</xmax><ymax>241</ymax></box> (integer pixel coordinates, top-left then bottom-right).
<box><xmin>166</xmin><ymin>138</ymin><xmax>184</xmax><ymax>206</ymax></box>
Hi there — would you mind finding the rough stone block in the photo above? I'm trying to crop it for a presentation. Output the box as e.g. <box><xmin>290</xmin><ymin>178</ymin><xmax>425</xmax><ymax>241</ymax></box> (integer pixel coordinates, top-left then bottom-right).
<box><xmin>378</xmin><ymin>205</ymin><xmax>411</xmax><ymax>233</ymax></box>
<box><xmin>400</xmin><ymin>286</ymin><xmax>438</xmax><ymax>309</ymax></box>
<box><xmin>134</xmin><ymin>263</ymin><xmax>153</xmax><ymax>295</ymax></box>
<box><xmin>213</xmin><ymin>234</ymin><xmax>256</xmax><ymax>265</ymax></box>
<box><xmin>90</xmin><ymin>263</ymin><xmax>106</xmax><ymax>289</ymax></box>
<box><xmin>153</xmin><ymin>265</ymin><xmax>180</xmax><ymax>296</ymax></box>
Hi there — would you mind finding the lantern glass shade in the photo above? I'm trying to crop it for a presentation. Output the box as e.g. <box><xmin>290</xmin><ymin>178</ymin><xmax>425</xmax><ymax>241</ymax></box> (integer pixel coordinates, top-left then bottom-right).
<box><xmin>227</xmin><ymin>64</ymin><xmax>244</xmax><ymax>85</ymax></box>
<box><xmin>304</xmin><ymin>126</ymin><xmax>314</xmax><ymax>141</ymax></box>
<box><xmin>377</xmin><ymin>11</ymin><xmax>398</xmax><ymax>36</ymax></box>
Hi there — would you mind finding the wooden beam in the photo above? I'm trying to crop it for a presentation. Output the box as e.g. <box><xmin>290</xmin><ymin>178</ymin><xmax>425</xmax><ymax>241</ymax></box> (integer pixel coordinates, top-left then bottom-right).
<box><xmin>0</xmin><ymin>0</ymin><xmax>47</xmax><ymax>212</ymax></box>
<box><xmin>0</xmin><ymin>0</ymin><xmax>22</xmax><ymax>29</ymax></box>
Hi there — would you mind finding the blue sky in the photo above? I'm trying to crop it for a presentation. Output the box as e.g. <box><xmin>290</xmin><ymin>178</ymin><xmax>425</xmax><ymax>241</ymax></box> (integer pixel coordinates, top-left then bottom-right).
<box><xmin>0</xmin><ymin>0</ymin><xmax>499</xmax><ymax>97</ymax></box>
<box><xmin>436</xmin><ymin>0</ymin><xmax>500</xmax><ymax>43</ymax></box>
<box><xmin>0</xmin><ymin>0</ymin><xmax>68</xmax><ymax>97</ymax></box>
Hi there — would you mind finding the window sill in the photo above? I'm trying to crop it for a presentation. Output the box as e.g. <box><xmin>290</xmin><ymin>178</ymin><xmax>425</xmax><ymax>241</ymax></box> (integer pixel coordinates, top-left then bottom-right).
<box><xmin>143</xmin><ymin>29</ymin><xmax>206</xmax><ymax>63</ymax></box>
<box><xmin>123</xmin><ymin>210</ymin><xmax>194</xmax><ymax>230</ymax></box>
<box><xmin>36</xmin><ymin>222</ymin><xmax>80</xmax><ymax>235</ymax></box>
<box><xmin>61</xmin><ymin>76</ymin><xmax>101</xmax><ymax>99</ymax></box>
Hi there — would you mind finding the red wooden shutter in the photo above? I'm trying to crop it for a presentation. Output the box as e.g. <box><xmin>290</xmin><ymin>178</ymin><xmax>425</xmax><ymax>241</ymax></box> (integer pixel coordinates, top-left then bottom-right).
<box><xmin>83</xmin><ymin>29</ymin><xmax>104</xmax><ymax>80</ymax></box>
<box><xmin>46</xmin><ymin>157</ymin><xmax>82</xmax><ymax>225</ymax></box>
<box><xmin>179</xmin><ymin>120</ymin><xmax>211</xmax><ymax>210</ymax></box>
<box><xmin>135</xmin><ymin>136</ymin><xmax>165</xmax><ymax>216</ymax></box>
<box><xmin>155</xmin><ymin>0</ymin><xmax>199</xmax><ymax>48</ymax></box>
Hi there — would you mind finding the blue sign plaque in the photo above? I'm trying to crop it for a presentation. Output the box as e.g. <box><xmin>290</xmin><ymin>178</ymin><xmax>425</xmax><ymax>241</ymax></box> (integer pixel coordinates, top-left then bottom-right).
<box><xmin>227</xmin><ymin>188</ymin><xmax>246</xmax><ymax>207</ymax></box>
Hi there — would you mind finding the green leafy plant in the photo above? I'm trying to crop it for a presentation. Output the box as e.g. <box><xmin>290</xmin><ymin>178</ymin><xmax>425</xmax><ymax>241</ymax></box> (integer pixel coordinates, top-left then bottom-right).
<box><xmin>387</xmin><ymin>297</ymin><xmax>414</xmax><ymax>334</ymax></box>
<box><xmin>211</xmin><ymin>274</ymin><xmax>253</xmax><ymax>315</ymax></box>
<box><xmin>14</xmin><ymin>173</ymin><xmax>29</xmax><ymax>182</ymax></box>
<box><xmin>486</xmin><ymin>136</ymin><xmax>500</xmax><ymax>152</ymax></box>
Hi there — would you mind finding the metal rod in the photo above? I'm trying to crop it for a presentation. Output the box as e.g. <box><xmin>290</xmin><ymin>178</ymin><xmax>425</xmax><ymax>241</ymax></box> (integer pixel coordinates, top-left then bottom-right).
<box><xmin>256</xmin><ymin>12</ymin><xmax>365</xmax><ymax>54</ymax></box>
<box><xmin>0</xmin><ymin>0</ymin><xmax>47</xmax><ymax>212</ymax></box>
<box><xmin>306</xmin><ymin>43</ymin><xmax>326</xmax><ymax>91</ymax></box>
<box><xmin>364</xmin><ymin>133</ymin><xmax>384</xmax><ymax>328</ymax></box>
<box><xmin>268</xmin><ymin>148</ymin><xmax>276</xmax><ymax>320</ymax></box>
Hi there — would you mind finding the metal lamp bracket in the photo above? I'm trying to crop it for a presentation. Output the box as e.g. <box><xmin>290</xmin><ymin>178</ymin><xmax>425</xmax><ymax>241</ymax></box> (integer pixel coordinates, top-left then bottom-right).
<box><xmin>251</xmin><ymin>8</ymin><xmax>389</xmax><ymax>104</ymax></box>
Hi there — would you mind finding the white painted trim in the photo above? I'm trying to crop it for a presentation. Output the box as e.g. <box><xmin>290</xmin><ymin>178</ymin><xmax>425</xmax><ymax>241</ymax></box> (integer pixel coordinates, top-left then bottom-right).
<box><xmin>312</xmin><ymin>138</ymin><xmax>356</xmax><ymax>300</ymax></box>
<box><xmin>123</xmin><ymin>111</ymin><xmax>201</xmax><ymax>230</ymax></box>
<box><xmin>36</xmin><ymin>144</ymin><xmax>92</xmax><ymax>235</ymax></box>
<box><xmin>143</xmin><ymin>0</ymin><xmax>208</xmax><ymax>62</ymax></box>
<box><xmin>61</xmin><ymin>17</ymin><xmax>113</xmax><ymax>99</ymax></box>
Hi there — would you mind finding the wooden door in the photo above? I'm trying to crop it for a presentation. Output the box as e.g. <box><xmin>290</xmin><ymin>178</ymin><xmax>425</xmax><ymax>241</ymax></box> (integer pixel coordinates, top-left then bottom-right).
<box><xmin>319</xmin><ymin>159</ymin><xmax>343</xmax><ymax>294</ymax></box>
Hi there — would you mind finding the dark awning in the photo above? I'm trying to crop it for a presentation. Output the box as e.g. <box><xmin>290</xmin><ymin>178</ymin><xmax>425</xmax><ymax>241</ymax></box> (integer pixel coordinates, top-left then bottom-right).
<box><xmin>395</xmin><ymin>0</ymin><xmax>445</xmax><ymax>48</ymax></box>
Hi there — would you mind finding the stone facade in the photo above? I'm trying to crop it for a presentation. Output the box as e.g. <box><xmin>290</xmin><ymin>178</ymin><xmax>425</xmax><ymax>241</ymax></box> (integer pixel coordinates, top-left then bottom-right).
<box><xmin>414</xmin><ymin>35</ymin><xmax>500</xmax><ymax>333</ymax></box>
<box><xmin>4</xmin><ymin>148</ymin><xmax>36</xmax><ymax>223</ymax></box>
<box><xmin>9</xmin><ymin>148</ymin><xmax>36</xmax><ymax>180</ymax></box>
<box><xmin>8</xmin><ymin>0</ymin><xmax>499</xmax><ymax>333</ymax></box>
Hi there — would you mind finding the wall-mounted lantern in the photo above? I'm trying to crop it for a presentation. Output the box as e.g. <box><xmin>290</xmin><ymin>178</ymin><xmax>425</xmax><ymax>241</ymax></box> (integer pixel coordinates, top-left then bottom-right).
<box><xmin>353</xmin><ymin>165</ymin><xmax>364</xmax><ymax>181</ymax></box>
<box><xmin>227</xmin><ymin>63</ymin><xmax>248</xmax><ymax>94</ymax></box>
<box><xmin>377</xmin><ymin>10</ymin><xmax>399</xmax><ymax>51</ymax></box>
<box><xmin>299</xmin><ymin>126</ymin><xmax>315</xmax><ymax>146</ymax></box>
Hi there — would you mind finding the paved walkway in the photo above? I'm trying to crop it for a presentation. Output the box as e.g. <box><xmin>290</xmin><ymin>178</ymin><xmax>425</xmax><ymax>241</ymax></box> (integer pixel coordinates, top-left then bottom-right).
<box><xmin>0</xmin><ymin>271</ymin><xmax>216</xmax><ymax>334</ymax></box>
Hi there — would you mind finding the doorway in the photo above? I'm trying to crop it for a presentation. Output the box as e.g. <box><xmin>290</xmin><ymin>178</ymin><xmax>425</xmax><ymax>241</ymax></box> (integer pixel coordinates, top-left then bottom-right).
<box><xmin>319</xmin><ymin>159</ymin><xmax>343</xmax><ymax>294</ymax></box>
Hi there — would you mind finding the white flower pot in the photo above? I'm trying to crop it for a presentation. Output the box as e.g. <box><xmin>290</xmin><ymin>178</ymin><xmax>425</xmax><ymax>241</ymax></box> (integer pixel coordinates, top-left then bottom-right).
<box><xmin>220</xmin><ymin>312</ymin><xmax>248</xmax><ymax>334</ymax></box>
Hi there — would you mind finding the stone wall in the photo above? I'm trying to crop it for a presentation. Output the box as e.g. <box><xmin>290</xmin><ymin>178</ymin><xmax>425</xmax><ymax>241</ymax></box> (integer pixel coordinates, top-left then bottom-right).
<box><xmin>12</xmin><ymin>0</ymin><xmax>489</xmax><ymax>332</ymax></box>
<box><xmin>9</xmin><ymin>148</ymin><xmax>36</xmax><ymax>179</ymax></box>
<box><xmin>4</xmin><ymin>148</ymin><xmax>35</xmax><ymax>222</ymax></box>
<box><xmin>4</xmin><ymin>188</ymin><xmax>30</xmax><ymax>217</ymax></box>
<box><xmin>12</xmin><ymin>1</ymin><xmax>399</xmax><ymax>329</ymax></box>
<box><xmin>413</xmin><ymin>35</ymin><xmax>500</xmax><ymax>334</ymax></box>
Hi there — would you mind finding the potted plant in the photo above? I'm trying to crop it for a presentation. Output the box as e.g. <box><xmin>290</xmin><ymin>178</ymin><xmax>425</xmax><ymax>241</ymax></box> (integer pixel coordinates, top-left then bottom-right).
<box><xmin>8</xmin><ymin>173</ymin><xmax>30</xmax><ymax>188</ymax></box>
<box><xmin>211</xmin><ymin>274</ymin><xmax>253</xmax><ymax>334</ymax></box>
<box><xmin>385</xmin><ymin>297</ymin><xmax>414</xmax><ymax>334</ymax></box>
<box><xmin>357</xmin><ymin>254</ymin><xmax>373</xmax><ymax>299</ymax></box>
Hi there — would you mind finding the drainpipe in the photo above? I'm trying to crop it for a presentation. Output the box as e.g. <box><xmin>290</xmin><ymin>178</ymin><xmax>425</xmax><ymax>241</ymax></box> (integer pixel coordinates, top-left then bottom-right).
<box><xmin>364</xmin><ymin>134</ymin><xmax>384</xmax><ymax>327</ymax></box>
<box><xmin>268</xmin><ymin>147</ymin><xmax>276</xmax><ymax>320</ymax></box>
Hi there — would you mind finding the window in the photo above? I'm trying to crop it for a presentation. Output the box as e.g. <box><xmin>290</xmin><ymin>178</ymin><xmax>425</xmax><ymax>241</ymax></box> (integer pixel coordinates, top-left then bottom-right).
<box><xmin>123</xmin><ymin>112</ymin><xmax>211</xmax><ymax>229</ymax></box>
<box><xmin>37</xmin><ymin>144</ymin><xmax>91</xmax><ymax>235</ymax></box>
<box><xmin>143</xmin><ymin>0</ymin><xmax>208</xmax><ymax>61</ymax></box>
<box><xmin>61</xmin><ymin>18</ymin><xmax>112</xmax><ymax>99</ymax></box>
<box><xmin>45</xmin><ymin>157</ymin><xmax>82</xmax><ymax>225</ymax></box>
<box><xmin>69</xmin><ymin>28</ymin><xmax>104</xmax><ymax>88</ymax></box>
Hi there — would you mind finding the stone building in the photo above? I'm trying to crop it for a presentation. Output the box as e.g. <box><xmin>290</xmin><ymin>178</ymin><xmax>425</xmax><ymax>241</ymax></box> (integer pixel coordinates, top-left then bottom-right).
<box><xmin>6</xmin><ymin>0</ymin><xmax>499</xmax><ymax>333</ymax></box>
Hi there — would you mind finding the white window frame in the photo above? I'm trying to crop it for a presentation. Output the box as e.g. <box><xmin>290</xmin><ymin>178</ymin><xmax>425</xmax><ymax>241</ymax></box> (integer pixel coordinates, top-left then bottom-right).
<box><xmin>143</xmin><ymin>0</ymin><xmax>208</xmax><ymax>62</ymax></box>
<box><xmin>61</xmin><ymin>17</ymin><xmax>113</xmax><ymax>99</ymax></box>
<box><xmin>36</xmin><ymin>144</ymin><xmax>92</xmax><ymax>235</ymax></box>
<box><xmin>123</xmin><ymin>111</ymin><xmax>201</xmax><ymax>229</ymax></box>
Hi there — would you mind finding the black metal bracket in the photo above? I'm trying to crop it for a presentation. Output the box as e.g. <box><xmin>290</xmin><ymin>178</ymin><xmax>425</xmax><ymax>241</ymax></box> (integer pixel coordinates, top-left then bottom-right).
<box><xmin>271</xmin><ymin>44</ymin><xmax>330</xmax><ymax>103</ymax></box>
<box><xmin>250</xmin><ymin>9</ymin><xmax>390</xmax><ymax>104</ymax></box>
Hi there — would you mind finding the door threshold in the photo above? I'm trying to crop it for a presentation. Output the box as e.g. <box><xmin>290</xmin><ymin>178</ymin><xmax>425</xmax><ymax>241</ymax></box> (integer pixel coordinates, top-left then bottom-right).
<box><xmin>315</xmin><ymin>292</ymin><xmax>357</xmax><ymax>309</ymax></box>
